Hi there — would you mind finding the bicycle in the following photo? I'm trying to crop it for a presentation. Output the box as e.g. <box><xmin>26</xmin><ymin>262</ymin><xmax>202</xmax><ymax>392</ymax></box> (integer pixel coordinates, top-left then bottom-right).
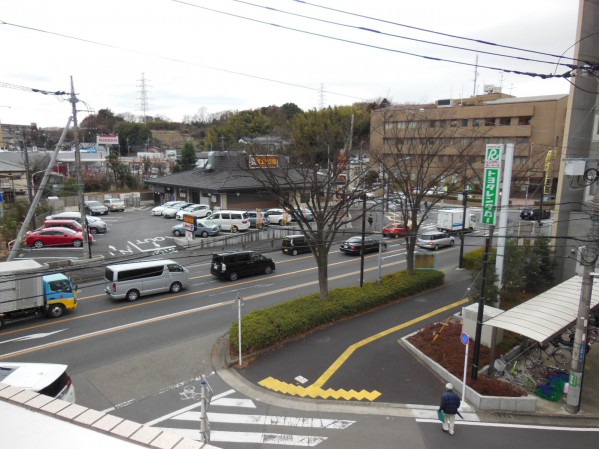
<box><xmin>530</xmin><ymin>338</ymin><xmax>572</xmax><ymax>366</ymax></box>
<box><xmin>493</xmin><ymin>355</ymin><xmax>537</xmax><ymax>393</ymax></box>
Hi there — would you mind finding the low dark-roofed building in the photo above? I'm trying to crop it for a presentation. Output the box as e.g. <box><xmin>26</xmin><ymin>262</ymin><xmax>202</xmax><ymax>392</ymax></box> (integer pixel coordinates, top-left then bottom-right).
<box><xmin>144</xmin><ymin>151</ymin><xmax>306</xmax><ymax>210</ymax></box>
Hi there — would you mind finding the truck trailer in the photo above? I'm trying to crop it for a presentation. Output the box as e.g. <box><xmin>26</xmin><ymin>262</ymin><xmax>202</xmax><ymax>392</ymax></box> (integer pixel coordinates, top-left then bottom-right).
<box><xmin>0</xmin><ymin>260</ymin><xmax>77</xmax><ymax>328</ymax></box>
<box><xmin>436</xmin><ymin>208</ymin><xmax>478</xmax><ymax>233</ymax></box>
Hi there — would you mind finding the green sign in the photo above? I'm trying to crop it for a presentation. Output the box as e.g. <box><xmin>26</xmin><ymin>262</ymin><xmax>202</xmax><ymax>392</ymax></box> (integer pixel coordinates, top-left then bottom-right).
<box><xmin>482</xmin><ymin>145</ymin><xmax>503</xmax><ymax>225</ymax></box>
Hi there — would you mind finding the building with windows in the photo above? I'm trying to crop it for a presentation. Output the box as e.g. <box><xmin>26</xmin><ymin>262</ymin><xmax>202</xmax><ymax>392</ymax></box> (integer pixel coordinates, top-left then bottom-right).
<box><xmin>370</xmin><ymin>92</ymin><xmax>568</xmax><ymax>195</ymax></box>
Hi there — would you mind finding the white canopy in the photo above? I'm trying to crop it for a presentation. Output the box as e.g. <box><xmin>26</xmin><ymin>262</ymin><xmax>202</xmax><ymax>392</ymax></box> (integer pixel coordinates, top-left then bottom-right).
<box><xmin>484</xmin><ymin>276</ymin><xmax>599</xmax><ymax>343</ymax></box>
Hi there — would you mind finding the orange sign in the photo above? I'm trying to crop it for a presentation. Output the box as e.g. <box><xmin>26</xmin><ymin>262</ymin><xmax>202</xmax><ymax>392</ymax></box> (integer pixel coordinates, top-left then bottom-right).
<box><xmin>249</xmin><ymin>155</ymin><xmax>279</xmax><ymax>169</ymax></box>
<box><xmin>182</xmin><ymin>214</ymin><xmax>195</xmax><ymax>225</ymax></box>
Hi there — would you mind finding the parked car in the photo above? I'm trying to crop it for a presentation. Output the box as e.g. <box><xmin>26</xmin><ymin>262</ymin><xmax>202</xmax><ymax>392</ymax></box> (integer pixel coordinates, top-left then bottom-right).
<box><xmin>520</xmin><ymin>208</ymin><xmax>551</xmax><ymax>220</ymax></box>
<box><xmin>210</xmin><ymin>251</ymin><xmax>275</xmax><ymax>281</ymax></box>
<box><xmin>416</xmin><ymin>232</ymin><xmax>455</xmax><ymax>250</ymax></box>
<box><xmin>162</xmin><ymin>202</ymin><xmax>194</xmax><ymax>218</ymax></box>
<box><xmin>84</xmin><ymin>200</ymin><xmax>108</xmax><ymax>216</ymax></box>
<box><xmin>246</xmin><ymin>210</ymin><xmax>270</xmax><ymax>228</ymax></box>
<box><xmin>0</xmin><ymin>362</ymin><xmax>76</xmax><ymax>402</ymax></box>
<box><xmin>171</xmin><ymin>219</ymin><xmax>221</xmax><ymax>238</ymax></box>
<box><xmin>45</xmin><ymin>212</ymin><xmax>107</xmax><ymax>234</ymax></box>
<box><xmin>281</xmin><ymin>234</ymin><xmax>311</xmax><ymax>256</ymax></box>
<box><xmin>339</xmin><ymin>236</ymin><xmax>386</xmax><ymax>255</ymax></box>
<box><xmin>382</xmin><ymin>222</ymin><xmax>411</xmax><ymax>238</ymax></box>
<box><xmin>209</xmin><ymin>210</ymin><xmax>251</xmax><ymax>232</ymax></box>
<box><xmin>264</xmin><ymin>208</ymin><xmax>288</xmax><ymax>226</ymax></box>
<box><xmin>151</xmin><ymin>201</ymin><xmax>187</xmax><ymax>216</ymax></box>
<box><xmin>25</xmin><ymin>227</ymin><xmax>93</xmax><ymax>248</ymax></box>
<box><xmin>289</xmin><ymin>207</ymin><xmax>315</xmax><ymax>222</ymax></box>
<box><xmin>175</xmin><ymin>204</ymin><xmax>212</xmax><ymax>220</ymax></box>
<box><xmin>43</xmin><ymin>219</ymin><xmax>94</xmax><ymax>238</ymax></box>
<box><xmin>103</xmin><ymin>198</ymin><xmax>126</xmax><ymax>211</ymax></box>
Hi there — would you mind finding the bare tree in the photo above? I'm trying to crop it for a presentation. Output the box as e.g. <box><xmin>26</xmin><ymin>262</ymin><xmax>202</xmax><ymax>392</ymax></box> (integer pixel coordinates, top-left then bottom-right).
<box><xmin>370</xmin><ymin>106</ymin><xmax>489</xmax><ymax>274</ymax></box>
<box><xmin>240</xmin><ymin>146</ymin><xmax>375</xmax><ymax>300</ymax></box>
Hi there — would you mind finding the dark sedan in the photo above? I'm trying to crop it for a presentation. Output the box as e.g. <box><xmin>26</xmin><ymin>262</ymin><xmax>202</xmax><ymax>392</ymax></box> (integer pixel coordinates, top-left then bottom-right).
<box><xmin>340</xmin><ymin>236</ymin><xmax>387</xmax><ymax>255</ymax></box>
<box><xmin>520</xmin><ymin>208</ymin><xmax>550</xmax><ymax>220</ymax></box>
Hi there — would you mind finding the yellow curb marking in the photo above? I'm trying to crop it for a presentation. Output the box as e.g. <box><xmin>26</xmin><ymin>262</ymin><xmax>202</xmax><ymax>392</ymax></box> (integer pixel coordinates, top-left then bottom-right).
<box><xmin>259</xmin><ymin>297</ymin><xmax>470</xmax><ymax>401</ymax></box>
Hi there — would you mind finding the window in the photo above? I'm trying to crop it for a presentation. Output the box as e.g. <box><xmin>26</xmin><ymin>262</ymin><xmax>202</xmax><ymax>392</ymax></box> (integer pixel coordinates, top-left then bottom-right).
<box><xmin>384</xmin><ymin>121</ymin><xmax>396</xmax><ymax>130</ymax></box>
<box><xmin>516</xmin><ymin>137</ymin><xmax>529</xmax><ymax>145</ymax></box>
<box><xmin>472</xmin><ymin>118</ymin><xmax>481</xmax><ymax>127</ymax></box>
<box><xmin>48</xmin><ymin>280</ymin><xmax>72</xmax><ymax>293</ymax></box>
<box><xmin>168</xmin><ymin>263</ymin><xmax>185</xmax><ymax>273</ymax></box>
<box><xmin>499</xmin><ymin>117</ymin><xmax>511</xmax><ymax>126</ymax></box>
<box><xmin>118</xmin><ymin>266</ymin><xmax>164</xmax><ymax>281</ymax></box>
<box><xmin>439</xmin><ymin>120</ymin><xmax>447</xmax><ymax>128</ymax></box>
<box><xmin>518</xmin><ymin>116</ymin><xmax>532</xmax><ymax>125</ymax></box>
<box><xmin>484</xmin><ymin>118</ymin><xmax>495</xmax><ymax>126</ymax></box>
<box><xmin>461</xmin><ymin>119</ymin><xmax>469</xmax><ymax>127</ymax></box>
<box><xmin>461</xmin><ymin>137</ymin><xmax>471</xmax><ymax>145</ymax></box>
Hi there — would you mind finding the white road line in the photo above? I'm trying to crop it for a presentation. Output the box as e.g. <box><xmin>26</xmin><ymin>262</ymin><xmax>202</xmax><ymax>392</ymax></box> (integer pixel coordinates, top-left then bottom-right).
<box><xmin>411</xmin><ymin>408</ymin><xmax>479</xmax><ymax>421</ymax></box>
<box><xmin>173</xmin><ymin>412</ymin><xmax>355</xmax><ymax>429</ymax></box>
<box><xmin>154</xmin><ymin>427</ymin><xmax>327</xmax><ymax>446</ymax></box>
<box><xmin>144</xmin><ymin>389</ymin><xmax>235</xmax><ymax>426</ymax></box>
<box><xmin>211</xmin><ymin>397</ymin><xmax>256</xmax><ymax>408</ymax></box>
<box><xmin>415</xmin><ymin>419</ymin><xmax>599</xmax><ymax>431</ymax></box>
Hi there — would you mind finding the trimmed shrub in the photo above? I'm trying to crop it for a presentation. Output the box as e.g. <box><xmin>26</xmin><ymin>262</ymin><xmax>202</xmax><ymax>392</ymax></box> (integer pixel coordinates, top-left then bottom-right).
<box><xmin>230</xmin><ymin>270</ymin><xmax>444</xmax><ymax>355</ymax></box>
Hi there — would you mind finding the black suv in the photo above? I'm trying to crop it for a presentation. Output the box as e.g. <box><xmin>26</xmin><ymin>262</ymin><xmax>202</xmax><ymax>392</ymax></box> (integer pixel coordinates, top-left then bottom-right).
<box><xmin>281</xmin><ymin>234</ymin><xmax>311</xmax><ymax>256</ymax></box>
<box><xmin>210</xmin><ymin>251</ymin><xmax>276</xmax><ymax>281</ymax></box>
<box><xmin>520</xmin><ymin>208</ymin><xmax>550</xmax><ymax>220</ymax></box>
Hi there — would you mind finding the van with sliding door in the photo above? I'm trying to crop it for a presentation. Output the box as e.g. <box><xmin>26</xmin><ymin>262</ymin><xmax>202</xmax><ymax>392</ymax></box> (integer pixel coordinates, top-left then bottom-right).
<box><xmin>104</xmin><ymin>259</ymin><xmax>190</xmax><ymax>301</ymax></box>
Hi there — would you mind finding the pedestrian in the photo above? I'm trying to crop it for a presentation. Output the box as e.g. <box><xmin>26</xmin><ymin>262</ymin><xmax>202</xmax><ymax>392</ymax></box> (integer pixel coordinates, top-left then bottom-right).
<box><xmin>368</xmin><ymin>214</ymin><xmax>373</xmax><ymax>228</ymax></box>
<box><xmin>439</xmin><ymin>382</ymin><xmax>461</xmax><ymax>435</ymax></box>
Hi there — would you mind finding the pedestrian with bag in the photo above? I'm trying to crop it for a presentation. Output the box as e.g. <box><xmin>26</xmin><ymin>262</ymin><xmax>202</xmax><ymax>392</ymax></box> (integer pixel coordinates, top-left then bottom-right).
<box><xmin>439</xmin><ymin>382</ymin><xmax>461</xmax><ymax>435</ymax></box>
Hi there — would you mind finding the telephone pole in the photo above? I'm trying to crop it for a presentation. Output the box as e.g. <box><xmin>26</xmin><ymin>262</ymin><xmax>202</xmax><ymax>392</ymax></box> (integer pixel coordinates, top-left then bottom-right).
<box><xmin>70</xmin><ymin>77</ymin><xmax>92</xmax><ymax>259</ymax></box>
<box><xmin>566</xmin><ymin>187</ymin><xmax>599</xmax><ymax>413</ymax></box>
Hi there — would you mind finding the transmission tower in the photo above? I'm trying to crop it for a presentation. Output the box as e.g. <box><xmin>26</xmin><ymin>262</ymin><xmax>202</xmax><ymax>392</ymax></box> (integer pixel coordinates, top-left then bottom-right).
<box><xmin>137</xmin><ymin>73</ymin><xmax>151</xmax><ymax>123</ymax></box>
<box><xmin>318</xmin><ymin>83</ymin><xmax>326</xmax><ymax>110</ymax></box>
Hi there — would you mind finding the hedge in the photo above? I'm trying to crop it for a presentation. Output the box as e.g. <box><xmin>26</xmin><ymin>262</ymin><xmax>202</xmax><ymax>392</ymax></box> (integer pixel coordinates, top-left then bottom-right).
<box><xmin>229</xmin><ymin>269</ymin><xmax>445</xmax><ymax>355</ymax></box>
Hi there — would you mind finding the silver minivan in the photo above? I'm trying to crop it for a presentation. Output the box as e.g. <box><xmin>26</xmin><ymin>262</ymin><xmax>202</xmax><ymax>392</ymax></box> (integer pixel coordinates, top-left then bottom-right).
<box><xmin>104</xmin><ymin>259</ymin><xmax>190</xmax><ymax>301</ymax></box>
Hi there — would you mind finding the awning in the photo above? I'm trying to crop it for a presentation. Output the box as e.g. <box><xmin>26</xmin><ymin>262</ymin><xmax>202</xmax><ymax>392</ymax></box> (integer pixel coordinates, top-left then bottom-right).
<box><xmin>484</xmin><ymin>276</ymin><xmax>599</xmax><ymax>343</ymax></box>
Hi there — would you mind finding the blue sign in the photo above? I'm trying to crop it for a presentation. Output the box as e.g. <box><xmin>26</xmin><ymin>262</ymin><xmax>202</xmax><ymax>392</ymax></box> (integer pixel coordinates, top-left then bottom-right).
<box><xmin>460</xmin><ymin>332</ymin><xmax>469</xmax><ymax>345</ymax></box>
<box><xmin>0</xmin><ymin>191</ymin><xmax>3</xmax><ymax>202</ymax></box>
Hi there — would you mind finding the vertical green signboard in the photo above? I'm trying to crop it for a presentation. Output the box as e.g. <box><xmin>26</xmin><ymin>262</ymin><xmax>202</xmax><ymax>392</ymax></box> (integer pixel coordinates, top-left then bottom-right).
<box><xmin>482</xmin><ymin>145</ymin><xmax>503</xmax><ymax>225</ymax></box>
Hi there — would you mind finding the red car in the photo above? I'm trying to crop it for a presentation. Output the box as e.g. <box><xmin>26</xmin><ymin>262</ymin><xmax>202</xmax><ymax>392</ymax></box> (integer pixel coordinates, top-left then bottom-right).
<box><xmin>26</xmin><ymin>227</ymin><xmax>93</xmax><ymax>248</ymax></box>
<box><xmin>382</xmin><ymin>222</ymin><xmax>411</xmax><ymax>238</ymax></box>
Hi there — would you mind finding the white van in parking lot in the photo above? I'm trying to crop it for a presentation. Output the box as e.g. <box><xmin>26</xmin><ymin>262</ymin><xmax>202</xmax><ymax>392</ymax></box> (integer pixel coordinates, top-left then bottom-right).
<box><xmin>104</xmin><ymin>259</ymin><xmax>190</xmax><ymax>301</ymax></box>
<box><xmin>208</xmin><ymin>210</ymin><xmax>250</xmax><ymax>232</ymax></box>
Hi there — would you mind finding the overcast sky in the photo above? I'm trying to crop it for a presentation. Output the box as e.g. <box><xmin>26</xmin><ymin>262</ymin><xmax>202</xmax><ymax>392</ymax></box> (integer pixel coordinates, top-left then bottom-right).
<box><xmin>0</xmin><ymin>0</ymin><xmax>581</xmax><ymax>129</ymax></box>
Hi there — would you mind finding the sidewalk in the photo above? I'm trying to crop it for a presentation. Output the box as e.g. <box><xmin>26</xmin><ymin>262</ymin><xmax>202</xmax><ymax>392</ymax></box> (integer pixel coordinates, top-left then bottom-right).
<box><xmin>212</xmin><ymin>267</ymin><xmax>599</xmax><ymax>422</ymax></box>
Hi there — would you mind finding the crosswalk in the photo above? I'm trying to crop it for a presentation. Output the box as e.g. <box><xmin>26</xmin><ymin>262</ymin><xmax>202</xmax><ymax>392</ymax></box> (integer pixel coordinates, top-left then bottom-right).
<box><xmin>146</xmin><ymin>389</ymin><xmax>356</xmax><ymax>447</ymax></box>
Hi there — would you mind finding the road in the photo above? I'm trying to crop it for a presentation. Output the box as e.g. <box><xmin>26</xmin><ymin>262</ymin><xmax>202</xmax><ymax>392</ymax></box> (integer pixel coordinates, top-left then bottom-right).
<box><xmin>2</xmin><ymin>205</ymin><xmax>582</xmax><ymax>449</ymax></box>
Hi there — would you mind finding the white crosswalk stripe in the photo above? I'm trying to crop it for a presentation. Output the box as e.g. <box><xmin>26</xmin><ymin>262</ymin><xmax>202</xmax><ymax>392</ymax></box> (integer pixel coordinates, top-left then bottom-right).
<box><xmin>148</xmin><ymin>390</ymin><xmax>355</xmax><ymax>447</ymax></box>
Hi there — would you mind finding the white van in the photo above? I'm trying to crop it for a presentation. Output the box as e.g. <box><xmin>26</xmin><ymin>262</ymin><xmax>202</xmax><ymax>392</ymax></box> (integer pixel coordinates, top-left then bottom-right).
<box><xmin>0</xmin><ymin>362</ymin><xmax>76</xmax><ymax>403</ymax></box>
<box><xmin>208</xmin><ymin>210</ymin><xmax>251</xmax><ymax>232</ymax></box>
<box><xmin>104</xmin><ymin>259</ymin><xmax>190</xmax><ymax>301</ymax></box>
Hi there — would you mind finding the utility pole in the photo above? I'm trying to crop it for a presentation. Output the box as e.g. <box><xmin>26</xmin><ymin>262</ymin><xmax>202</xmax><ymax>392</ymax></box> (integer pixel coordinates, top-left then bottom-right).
<box><xmin>566</xmin><ymin>188</ymin><xmax>599</xmax><ymax>413</ymax></box>
<box><xmin>22</xmin><ymin>133</ymin><xmax>35</xmax><ymax>230</ymax></box>
<box><xmin>7</xmin><ymin>118</ymin><xmax>72</xmax><ymax>260</ymax></box>
<box><xmin>70</xmin><ymin>76</ymin><xmax>92</xmax><ymax>259</ymax></box>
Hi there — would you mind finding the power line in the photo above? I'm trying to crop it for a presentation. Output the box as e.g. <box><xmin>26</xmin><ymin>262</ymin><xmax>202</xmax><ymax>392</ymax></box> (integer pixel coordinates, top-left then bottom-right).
<box><xmin>229</xmin><ymin>0</ymin><xmax>578</xmax><ymax>68</ymax></box>
<box><xmin>0</xmin><ymin>20</ymin><xmax>368</xmax><ymax>103</ymax></box>
<box><xmin>173</xmin><ymin>0</ymin><xmax>579</xmax><ymax>81</ymax></box>
<box><xmin>286</xmin><ymin>0</ymin><xmax>586</xmax><ymax>64</ymax></box>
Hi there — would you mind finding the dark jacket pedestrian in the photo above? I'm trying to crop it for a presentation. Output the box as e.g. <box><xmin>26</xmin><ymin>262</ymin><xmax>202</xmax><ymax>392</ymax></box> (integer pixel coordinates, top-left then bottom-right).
<box><xmin>439</xmin><ymin>383</ymin><xmax>461</xmax><ymax>435</ymax></box>
<box><xmin>368</xmin><ymin>215</ymin><xmax>373</xmax><ymax>227</ymax></box>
